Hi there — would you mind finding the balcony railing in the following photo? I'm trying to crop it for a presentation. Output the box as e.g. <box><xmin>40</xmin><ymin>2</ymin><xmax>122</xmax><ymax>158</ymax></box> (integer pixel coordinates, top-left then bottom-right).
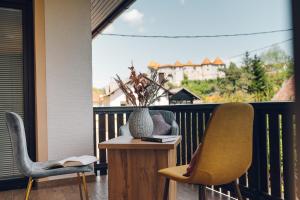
<box><xmin>93</xmin><ymin>102</ymin><xmax>295</xmax><ymax>200</ymax></box>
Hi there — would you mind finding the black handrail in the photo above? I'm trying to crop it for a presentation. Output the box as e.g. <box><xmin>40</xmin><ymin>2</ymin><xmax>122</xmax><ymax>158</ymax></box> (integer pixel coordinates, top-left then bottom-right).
<box><xmin>93</xmin><ymin>102</ymin><xmax>295</xmax><ymax>200</ymax></box>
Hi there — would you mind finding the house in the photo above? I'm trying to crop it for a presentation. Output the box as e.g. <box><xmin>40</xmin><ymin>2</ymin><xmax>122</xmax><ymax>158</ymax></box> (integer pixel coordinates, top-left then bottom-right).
<box><xmin>169</xmin><ymin>87</ymin><xmax>202</xmax><ymax>104</ymax></box>
<box><xmin>148</xmin><ymin>57</ymin><xmax>226</xmax><ymax>86</ymax></box>
<box><xmin>272</xmin><ymin>75</ymin><xmax>295</xmax><ymax>101</ymax></box>
<box><xmin>101</xmin><ymin>81</ymin><xmax>170</xmax><ymax>106</ymax></box>
<box><xmin>101</xmin><ymin>84</ymin><xmax>201</xmax><ymax>106</ymax></box>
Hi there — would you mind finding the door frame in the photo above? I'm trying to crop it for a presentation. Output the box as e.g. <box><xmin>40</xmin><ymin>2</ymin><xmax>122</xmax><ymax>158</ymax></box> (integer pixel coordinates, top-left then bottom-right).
<box><xmin>0</xmin><ymin>0</ymin><xmax>35</xmax><ymax>190</ymax></box>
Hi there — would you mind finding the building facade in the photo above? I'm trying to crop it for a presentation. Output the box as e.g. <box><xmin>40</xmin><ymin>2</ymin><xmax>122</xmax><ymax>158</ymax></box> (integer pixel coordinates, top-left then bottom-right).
<box><xmin>101</xmin><ymin>83</ymin><xmax>170</xmax><ymax>106</ymax></box>
<box><xmin>148</xmin><ymin>57</ymin><xmax>226</xmax><ymax>86</ymax></box>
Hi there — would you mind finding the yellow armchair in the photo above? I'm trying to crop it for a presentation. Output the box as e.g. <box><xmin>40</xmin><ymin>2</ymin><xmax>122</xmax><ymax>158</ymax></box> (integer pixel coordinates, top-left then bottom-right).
<box><xmin>159</xmin><ymin>102</ymin><xmax>254</xmax><ymax>200</ymax></box>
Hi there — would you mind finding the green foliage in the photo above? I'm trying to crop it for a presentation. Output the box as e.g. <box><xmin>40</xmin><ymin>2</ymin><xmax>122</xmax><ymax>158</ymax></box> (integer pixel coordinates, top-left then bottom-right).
<box><xmin>182</xmin><ymin>73</ymin><xmax>189</xmax><ymax>85</ymax></box>
<box><xmin>260</xmin><ymin>45</ymin><xmax>294</xmax><ymax>78</ymax></box>
<box><xmin>166</xmin><ymin>82</ymin><xmax>176</xmax><ymax>89</ymax></box>
<box><xmin>177</xmin><ymin>48</ymin><xmax>293</xmax><ymax>103</ymax></box>
<box><xmin>217</xmin><ymin>53</ymin><xmax>271</xmax><ymax>102</ymax></box>
<box><xmin>267</xmin><ymin>72</ymin><xmax>286</xmax><ymax>98</ymax></box>
<box><xmin>247</xmin><ymin>55</ymin><xmax>270</xmax><ymax>101</ymax></box>
<box><xmin>283</xmin><ymin>56</ymin><xmax>294</xmax><ymax>78</ymax></box>
<box><xmin>181</xmin><ymin>79</ymin><xmax>217</xmax><ymax>97</ymax></box>
<box><xmin>260</xmin><ymin>45</ymin><xmax>290</xmax><ymax>66</ymax></box>
<box><xmin>218</xmin><ymin>62</ymin><xmax>247</xmax><ymax>95</ymax></box>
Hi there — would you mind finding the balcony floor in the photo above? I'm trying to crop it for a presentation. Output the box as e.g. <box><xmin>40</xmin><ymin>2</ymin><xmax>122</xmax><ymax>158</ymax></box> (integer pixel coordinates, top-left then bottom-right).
<box><xmin>0</xmin><ymin>175</ymin><xmax>234</xmax><ymax>200</ymax></box>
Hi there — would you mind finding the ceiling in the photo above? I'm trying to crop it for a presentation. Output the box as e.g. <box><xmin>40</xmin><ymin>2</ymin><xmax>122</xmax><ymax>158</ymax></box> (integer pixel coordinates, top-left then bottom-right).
<box><xmin>91</xmin><ymin>0</ymin><xmax>136</xmax><ymax>38</ymax></box>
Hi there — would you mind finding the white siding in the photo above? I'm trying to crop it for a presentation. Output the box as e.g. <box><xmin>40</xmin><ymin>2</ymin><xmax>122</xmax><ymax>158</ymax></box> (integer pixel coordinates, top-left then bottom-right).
<box><xmin>154</xmin><ymin>64</ymin><xmax>225</xmax><ymax>85</ymax></box>
<box><xmin>105</xmin><ymin>88</ymin><xmax>169</xmax><ymax>106</ymax></box>
<box><xmin>109</xmin><ymin>90</ymin><xmax>128</xmax><ymax>106</ymax></box>
<box><xmin>45</xmin><ymin>0</ymin><xmax>93</xmax><ymax>160</ymax></box>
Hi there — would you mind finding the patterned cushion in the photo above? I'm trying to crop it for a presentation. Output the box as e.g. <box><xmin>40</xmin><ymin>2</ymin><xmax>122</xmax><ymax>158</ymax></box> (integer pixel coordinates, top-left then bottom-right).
<box><xmin>151</xmin><ymin>114</ymin><xmax>171</xmax><ymax>135</ymax></box>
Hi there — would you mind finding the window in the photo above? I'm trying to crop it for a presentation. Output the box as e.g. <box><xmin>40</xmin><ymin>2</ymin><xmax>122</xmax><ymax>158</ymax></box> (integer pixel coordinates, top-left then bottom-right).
<box><xmin>158</xmin><ymin>72</ymin><xmax>165</xmax><ymax>83</ymax></box>
<box><xmin>0</xmin><ymin>1</ymin><xmax>35</xmax><ymax>190</ymax></box>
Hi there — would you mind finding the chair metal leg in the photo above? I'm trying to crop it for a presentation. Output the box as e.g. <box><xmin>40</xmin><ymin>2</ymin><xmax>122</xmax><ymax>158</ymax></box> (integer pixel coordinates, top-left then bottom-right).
<box><xmin>25</xmin><ymin>177</ymin><xmax>33</xmax><ymax>200</ymax></box>
<box><xmin>82</xmin><ymin>173</ymin><xmax>89</xmax><ymax>200</ymax></box>
<box><xmin>198</xmin><ymin>185</ymin><xmax>206</xmax><ymax>200</ymax></box>
<box><xmin>233</xmin><ymin>180</ymin><xmax>244</xmax><ymax>200</ymax></box>
<box><xmin>77</xmin><ymin>173</ymin><xmax>83</xmax><ymax>200</ymax></box>
<box><xmin>163</xmin><ymin>178</ymin><xmax>170</xmax><ymax>200</ymax></box>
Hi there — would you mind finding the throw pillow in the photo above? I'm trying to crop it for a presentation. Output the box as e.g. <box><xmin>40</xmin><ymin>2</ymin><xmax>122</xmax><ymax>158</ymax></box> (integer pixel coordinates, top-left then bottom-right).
<box><xmin>151</xmin><ymin>114</ymin><xmax>171</xmax><ymax>135</ymax></box>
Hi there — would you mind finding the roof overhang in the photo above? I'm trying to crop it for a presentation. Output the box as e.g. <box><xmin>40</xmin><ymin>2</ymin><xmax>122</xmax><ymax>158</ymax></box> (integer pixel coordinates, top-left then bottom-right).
<box><xmin>91</xmin><ymin>0</ymin><xmax>136</xmax><ymax>38</ymax></box>
<box><xmin>169</xmin><ymin>88</ymin><xmax>200</xmax><ymax>101</ymax></box>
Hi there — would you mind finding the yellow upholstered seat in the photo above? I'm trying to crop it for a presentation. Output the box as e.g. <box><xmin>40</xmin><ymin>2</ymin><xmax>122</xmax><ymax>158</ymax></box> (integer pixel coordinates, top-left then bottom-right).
<box><xmin>158</xmin><ymin>102</ymin><xmax>254</xmax><ymax>200</ymax></box>
<box><xmin>158</xmin><ymin>165</ymin><xmax>190</xmax><ymax>183</ymax></box>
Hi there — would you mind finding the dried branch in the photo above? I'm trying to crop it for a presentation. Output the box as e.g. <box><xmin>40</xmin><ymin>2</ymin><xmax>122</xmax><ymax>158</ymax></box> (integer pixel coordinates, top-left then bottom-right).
<box><xmin>115</xmin><ymin>65</ymin><xmax>169</xmax><ymax>107</ymax></box>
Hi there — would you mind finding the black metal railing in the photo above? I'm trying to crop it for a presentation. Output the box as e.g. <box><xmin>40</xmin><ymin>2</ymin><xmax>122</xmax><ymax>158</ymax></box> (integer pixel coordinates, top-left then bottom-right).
<box><xmin>93</xmin><ymin>102</ymin><xmax>295</xmax><ymax>200</ymax></box>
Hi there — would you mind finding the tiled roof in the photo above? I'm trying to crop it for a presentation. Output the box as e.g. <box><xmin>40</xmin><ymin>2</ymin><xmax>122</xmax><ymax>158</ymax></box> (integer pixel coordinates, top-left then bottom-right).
<box><xmin>148</xmin><ymin>57</ymin><xmax>224</xmax><ymax>69</ymax></box>
<box><xmin>148</xmin><ymin>60</ymin><xmax>160</xmax><ymax>69</ymax></box>
<box><xmin>186</xmin><ymin>60</ymin><xmax>193</xmax><ymax>66</ymax></box>
<box><xmin>212</xmin><ymin>57</ymin><xmax>224</xmax><ymax>65</ymax></box>
<box><xmin>201</xmin><ymin>58</ymin><xmax>211</xmax><ymax>65</ymax></box>
<box><xmin>174</xmin><ymin>60</ymin><xmax>183</xmax><ymax>67</ymax></box>
<box><xmin>272</xmin><ymin>76</ymin><xmax>295</xmax><ymax>101</ymax></box>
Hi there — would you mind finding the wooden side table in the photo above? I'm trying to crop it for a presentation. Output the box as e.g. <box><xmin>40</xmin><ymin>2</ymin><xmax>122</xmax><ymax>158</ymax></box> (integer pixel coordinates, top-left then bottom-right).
<box><xmin>99</xmin><ymin>136</ymin><xmax>181</xmax><ymax>200</ymax></box>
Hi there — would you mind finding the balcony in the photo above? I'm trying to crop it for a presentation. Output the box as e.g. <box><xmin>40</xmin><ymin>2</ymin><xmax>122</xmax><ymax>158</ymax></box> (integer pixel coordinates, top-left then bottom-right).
<box><xmin>93</xmin><ymin>102</ymin><xmax>295</xmax><ymax>200</ymax></box>
<box><xmin>0</xmin><ymin>175</ymin><xmax>241</xmax><ymax>199</ymax></box>
<box><xmin>0</xmin><ymin>102</ymin><xmax>296</xmax><ymax>200</ymax></box>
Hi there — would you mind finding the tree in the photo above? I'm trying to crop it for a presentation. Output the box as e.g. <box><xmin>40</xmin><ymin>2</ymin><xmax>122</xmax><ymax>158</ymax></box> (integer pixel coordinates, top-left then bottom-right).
<box><xmin>260</xmin><ymin>45</ymin><xmax>292</xmax><ymax>72</ymax></box>
<box><xmin>260</xmin><ymin>45</ymin><xmax>290</xmax><ymax>65</ymax></box>
<box><xmin>284</xmin><ymin>56</ymin><xmax>294</xmax><ymax>78</ymax></box>
<box><xmin>218</xmin><ymin>62</ymin><xmax>243</xmax><ymax>95</ymax></box>
<box><xmin>248</xmin><ymin>55</ymin><xmax>270</xmax><ymax>101</ymax></box>
<box><xmin>181</xmin><ymin>73</ymin><xmax>189</xmax><ymax>85</ymax></box>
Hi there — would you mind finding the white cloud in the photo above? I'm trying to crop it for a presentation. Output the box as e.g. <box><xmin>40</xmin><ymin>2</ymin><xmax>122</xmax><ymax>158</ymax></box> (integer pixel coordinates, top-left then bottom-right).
<box><xmin>180</xmin><ymin>0</ymin><xmax>186</xmax><ymax>5</ymax></box>
<box><xmin>121</xmin><ymin>9</ymin><xmax>144</xmax><ymax>26</ymax></box>
<box><xmin>103</xmin><ymin>24</ymin><xmax>114</xmax><ymax>34</ymax></box>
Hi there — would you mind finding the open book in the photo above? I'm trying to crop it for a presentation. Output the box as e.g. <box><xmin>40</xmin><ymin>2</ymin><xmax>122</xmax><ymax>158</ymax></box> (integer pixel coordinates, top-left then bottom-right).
<box><xmin>141</xmin><ymin>135</ymin><xmax>178</xmax><ymax>143</ymax></box>
<box><xmin>45</xmin><ymin>155</ymin><xmax>97</xmax><ymax>169</ymax></box>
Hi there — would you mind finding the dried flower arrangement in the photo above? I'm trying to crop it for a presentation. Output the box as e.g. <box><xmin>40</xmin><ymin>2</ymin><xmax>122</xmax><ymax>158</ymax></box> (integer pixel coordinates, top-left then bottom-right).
<box><xmin>114</xmin><ymin>66</ymin><xmax>169</xmax><ymax>107</ymax></box>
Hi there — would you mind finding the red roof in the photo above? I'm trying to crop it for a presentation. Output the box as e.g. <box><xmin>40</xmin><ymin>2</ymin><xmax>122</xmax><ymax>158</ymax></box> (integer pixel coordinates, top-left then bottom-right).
<box><xmin>174</xmin><ymin>60</ymin><xmax>183</xmax><ymax>67</ymax></box>
<box><xmin>212</xmin><ymin>57</ymin><xmax>224</xmax><ymax>65</ymax></box>
<box><xmin>201</xmin><ymin>58</ymin><xmax>211</xmax><ymax>65</ymax></box>
<box><xmin>272</xmin><ymin>76</ymin><xmax>295</xmax><ymax>101</ymax></box>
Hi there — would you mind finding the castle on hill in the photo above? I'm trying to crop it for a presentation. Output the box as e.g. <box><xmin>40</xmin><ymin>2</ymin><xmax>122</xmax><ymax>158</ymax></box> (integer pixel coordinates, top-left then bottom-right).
<box><xmin>148</xmin><ymin>57</ymin><xmax>226</xmax><ymax>86</ymax></box>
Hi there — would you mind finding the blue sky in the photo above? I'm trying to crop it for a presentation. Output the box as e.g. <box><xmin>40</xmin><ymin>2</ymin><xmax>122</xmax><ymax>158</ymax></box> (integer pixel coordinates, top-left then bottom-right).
<box><xmin>92</xmin><ymin>0</ymin><xmax>293</xmax><ymax>88</ymax></box>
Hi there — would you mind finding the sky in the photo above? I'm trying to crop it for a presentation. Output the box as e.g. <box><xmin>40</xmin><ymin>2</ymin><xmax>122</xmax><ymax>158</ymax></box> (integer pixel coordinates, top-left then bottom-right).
<box><xmin>92</xmin><ymin>0</ymin><xmax>293</xmax><ymax>88</ymax></box>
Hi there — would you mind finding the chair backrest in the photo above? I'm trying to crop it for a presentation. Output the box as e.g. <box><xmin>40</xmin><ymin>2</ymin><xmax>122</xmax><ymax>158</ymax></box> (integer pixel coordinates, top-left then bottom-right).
<box><xmin>149</xmin><ymin>110</ymin><xmax>175</xmax><ymax>124</ymax></box>
<box><xmin>190</xmin><ymin>103</ymin><xmax>254</xmax><ymax>185</ymax></box>
<box><xmin>5</xmin><ymin>112</ymin><xmax>33</xmax><ymax>177</ymax></box>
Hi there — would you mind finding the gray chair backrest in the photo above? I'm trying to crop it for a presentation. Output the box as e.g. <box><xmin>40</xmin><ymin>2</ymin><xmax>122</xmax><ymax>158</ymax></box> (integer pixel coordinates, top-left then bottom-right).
<box><xmin>149</xmin><ymin>110</ymin><xmax>175</xmax><ymax>124</ymax></box>
<box><xmin>5</xmin><ymin>112</ymin><xmax>33</xmax><ymax>177</ymax></box>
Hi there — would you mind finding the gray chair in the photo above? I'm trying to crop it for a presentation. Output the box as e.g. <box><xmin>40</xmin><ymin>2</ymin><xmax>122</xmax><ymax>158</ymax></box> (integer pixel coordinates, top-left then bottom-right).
<box><xmin>120</xmin><ymin>110</ymin><xmax>179</xmax><ymax>136</ymax></box>
<box><xmin>5</xmin><ymin>112</ymin><xmax>92</xmax><ymax>200</ymax></box>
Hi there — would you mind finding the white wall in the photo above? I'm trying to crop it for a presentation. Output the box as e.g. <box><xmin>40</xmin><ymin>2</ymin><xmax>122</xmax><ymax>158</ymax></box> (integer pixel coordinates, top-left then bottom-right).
<box><xmin>106</xmin><ymin>88</ymin><xmax>169</xmax><ymax>106</ymax></box>
<box><xmin>45</xmin><ymin>0</ymin><xmax>93</xmax><ymax>160</ymax></box>
<box><xmin>110</xmin><ymin>90</ymin><xmax>127</xmax><ymax>106</ymax></box>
